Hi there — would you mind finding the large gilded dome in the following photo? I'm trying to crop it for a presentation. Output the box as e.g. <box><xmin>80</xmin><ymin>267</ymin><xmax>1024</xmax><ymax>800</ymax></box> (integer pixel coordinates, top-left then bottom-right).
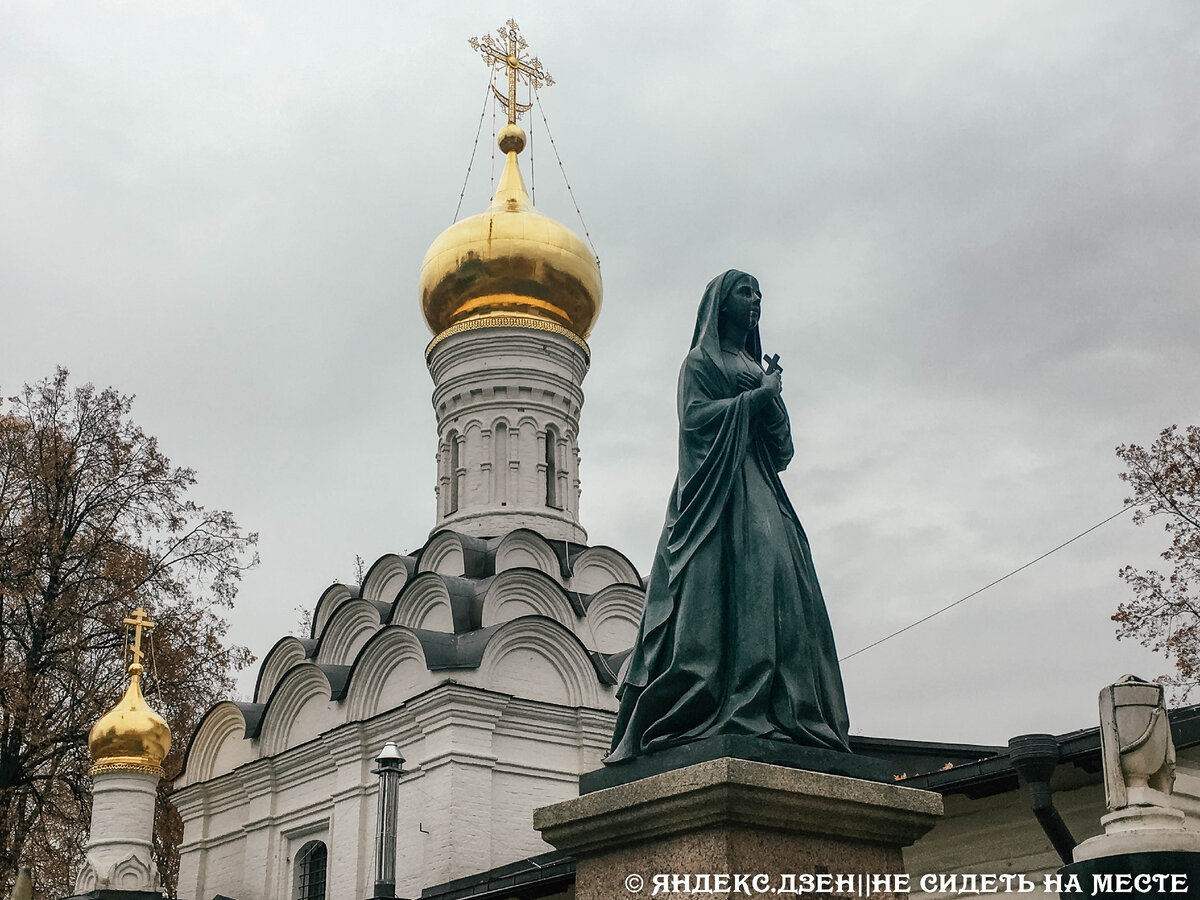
<box><xmin>88</xmin><ymin>662</ymin><xmax>171</xmax><ymax>776</ymax></box>
<box><xmin>419</xmin><ymin>124</ymin><xmax>602</xmax><ymax>342</ymax></box>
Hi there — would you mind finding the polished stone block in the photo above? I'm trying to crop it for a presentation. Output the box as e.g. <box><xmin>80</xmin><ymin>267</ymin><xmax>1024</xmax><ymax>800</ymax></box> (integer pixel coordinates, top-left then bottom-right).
<box><xmin>536</xmin><ymin>757</ymin><xmax>942</xmax><ymax>900</ymax></box>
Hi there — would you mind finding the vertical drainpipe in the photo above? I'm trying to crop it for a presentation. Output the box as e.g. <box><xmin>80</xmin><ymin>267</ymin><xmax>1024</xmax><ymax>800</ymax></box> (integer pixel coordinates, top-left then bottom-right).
<box><xmin>1007</xmin><ymin>733</ymin><xmax>1077</xmax><ymax>865</ymax></box>
<box><xmin>373</xmin><ymin>742</ymin><xmax>406</xmax><ymax>899</ymax></box>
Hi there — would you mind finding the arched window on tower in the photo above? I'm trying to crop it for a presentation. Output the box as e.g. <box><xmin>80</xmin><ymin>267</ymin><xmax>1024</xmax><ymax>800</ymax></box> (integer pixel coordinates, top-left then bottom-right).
<box><xmin>493</xmin><ymin>421</ymin><xmax>508</xmax><ymax>505</ymax></box>
<box><xmin>545</xmin><ymin>426</ymin><xmax>559</xmax><ymax>509</ymax></box>
<box><xmin>294</xmin><ymin>840</ymin><xmax>327</xmax><ymax>900</ymax></box>
<box><xmin>447</xmin><ymin>430</ymin><xmax>460</xmax><ymax>514</ymax></box>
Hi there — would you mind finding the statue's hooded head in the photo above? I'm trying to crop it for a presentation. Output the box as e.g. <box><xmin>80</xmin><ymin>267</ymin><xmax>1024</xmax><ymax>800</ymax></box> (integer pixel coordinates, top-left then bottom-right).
<box><xmin>692</xmin><ymin>270</ymin><xmax>763</xmax><ymax>364</ymax></box>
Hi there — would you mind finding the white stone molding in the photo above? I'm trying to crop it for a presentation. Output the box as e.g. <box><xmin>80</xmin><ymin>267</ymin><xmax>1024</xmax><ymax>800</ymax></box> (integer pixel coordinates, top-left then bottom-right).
<box><xmin>343</xmin><ymin>628</ymin><xmax>434</xmax><ymax>720</ymax></box>
<box><xmin>389</xmin><ymin>572</ymin><xmax>457</xmax><ymax>631</ymax></box>
<box><xmin>315</xmin><ymin>600</ymin><xmax>382</xmax><ymax>666</ymax></box>
<box><xmin>179</xmin><ymin>702</ymin><xmax>254</xmax><ymax>787</ymax></box>
<box><xmin>481</xmin><ymin>568</ymin><xmax>578</xmax><ymax>633</ymax></box>
<box><xmin>583</xmin><ymin>583</ymin><xmax>644</xmax><ymax>653</ymax></box>
<box><xmin>312</xmin><ymin>582</ymin><xmax>358</xmax><ymax>639</ymax></box>
<box><xmin>76</xmin><ymin>851</ymin><xmax>155</xmax><ymax>894</ymax></box>
<box><xmin>419</xmin><ymin>531</ymin><xmax>467</xmax><ymax>576</ymax></box>
<box><xmin>479</xmin><ymin>616</ymin><xmax>602</xmax><ymax>708</ymax></box>
<box><xmin>259</xmin><ymin>664</ymin><xmax>343</xmax><ymax>757</ymax></box>
<box><xmin>254</xmin><ymin>636</ymin><xmax>313</xmax><ymax>704</ymax></box>
<box><xmin>360</xmin><ymin>553</ymin><xmax>414</xmax><ymax>603</ymax></box>
<box><xmin>494</xmin><ymin>529</ymin><xmax>563</xmax><ymax>581</ymax></box>
<box><xmin>569</xmin><ymin>545</ymin><xmax>641</xmax><ymax>594</ymax></box>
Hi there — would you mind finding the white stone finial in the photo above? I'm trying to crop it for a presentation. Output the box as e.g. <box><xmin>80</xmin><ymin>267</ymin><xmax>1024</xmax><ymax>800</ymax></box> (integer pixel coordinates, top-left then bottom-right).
<box><xmin>1074</xmin><ymin>674</ymin><xmax>1200</xmax><ymax>862</ymax></box>
<box><xmin>1099</xmin><ymin>674</ymin><xmax>1176</xmax><ymax>811</ymax></box>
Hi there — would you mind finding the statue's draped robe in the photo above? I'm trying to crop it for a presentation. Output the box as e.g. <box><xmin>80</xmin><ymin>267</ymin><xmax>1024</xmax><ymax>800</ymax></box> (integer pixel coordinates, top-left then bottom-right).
<box><xmin>607</xmin><ymin>271</ymin><xmax>851</xmax><ymax>763</ymax></box>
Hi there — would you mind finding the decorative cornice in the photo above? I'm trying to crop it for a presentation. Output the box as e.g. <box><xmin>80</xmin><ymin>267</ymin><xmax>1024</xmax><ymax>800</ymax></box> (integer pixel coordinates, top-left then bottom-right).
<box><xmin>426</xmin><ymin>316</ymin><xmax>591</xmax><ymax>360</ymax></box>
<box><xmin>89</xmin><ymin>761</ymin><xmax>165</xmax><ymax>778</ymax></box>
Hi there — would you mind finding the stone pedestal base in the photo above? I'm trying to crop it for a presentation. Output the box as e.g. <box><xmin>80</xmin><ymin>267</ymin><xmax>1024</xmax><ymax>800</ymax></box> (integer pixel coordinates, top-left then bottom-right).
<box><xmin>534</xmin><ymin>758</ymin><xmax>942</xmax><ymax>900</ymax></box>
<box><xmin>1074</xmin><ymin>804</ymin><xmax>1200</xmax><ymax>860</ymax></box>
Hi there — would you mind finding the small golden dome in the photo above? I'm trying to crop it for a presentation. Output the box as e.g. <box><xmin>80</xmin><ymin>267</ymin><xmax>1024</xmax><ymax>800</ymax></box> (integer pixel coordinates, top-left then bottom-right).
<box><xmin>419</xmin><ymin>125</ymin><xmax>602</xmax><ymax>341</ymax></box>
<box><xmin>88</xmin><ymin>662</ymin><xmax>171</xmax><ymax>777</ymax></box>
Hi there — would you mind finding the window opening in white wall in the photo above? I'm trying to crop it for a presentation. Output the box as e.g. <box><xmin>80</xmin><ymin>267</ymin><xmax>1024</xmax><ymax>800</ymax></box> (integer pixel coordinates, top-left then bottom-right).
<box><xmin>545</xmin><ymin>426</ymin><xmax>559</xmax><ymax>509</ymax></box>
<box><xmin>295</xmin><ymin>840</ymin><xmax>328</xmax><ymax>900</ymax></box>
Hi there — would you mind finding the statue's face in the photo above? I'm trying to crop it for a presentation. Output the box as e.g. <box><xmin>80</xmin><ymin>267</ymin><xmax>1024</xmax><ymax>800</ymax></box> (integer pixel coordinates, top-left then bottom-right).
<box><xmin>721</xmin><ymin>275</ymin><xmax>761</xmax><ymax>334</ymax></box>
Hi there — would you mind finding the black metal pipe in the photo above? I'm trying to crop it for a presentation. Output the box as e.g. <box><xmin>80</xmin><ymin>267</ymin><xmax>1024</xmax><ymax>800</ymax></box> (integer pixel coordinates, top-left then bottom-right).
<box><xmin>1008</xmin><ymin>733</ymin><xmax>1077</xmax><ymax>866</ymax></box>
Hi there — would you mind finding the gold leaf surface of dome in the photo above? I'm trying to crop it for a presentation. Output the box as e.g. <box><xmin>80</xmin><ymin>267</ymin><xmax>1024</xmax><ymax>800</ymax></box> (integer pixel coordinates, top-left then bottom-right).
<box><xmin>88</xmin><ymin>663</ymin><xmax>171</xmax><ymax>776</ymax></box>
<box><xmin>420</xmin><ymin>125</ymin><xmax>602</xmax><ymax>340</ymax></box>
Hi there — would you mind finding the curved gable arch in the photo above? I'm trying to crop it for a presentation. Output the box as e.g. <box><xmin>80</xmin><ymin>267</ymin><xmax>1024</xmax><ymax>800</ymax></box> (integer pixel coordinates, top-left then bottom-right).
<box><xmin>344</xmin><ymin>627</ymin><xmax>434</xmax><ymax>720</ymax></box>
<box><xmin>570</xmin><ymin>546</ymin><xmax>641</xmax><ymax>594</ymax></box>
<box><xmin>178</xmin><ymin>701</ymin><xmax>253</xmax><ymax>787</ymax></box>
<box><xmin>254</xmin><ymin>636</ymin><xmax>314</xmax><ymax>704</ymax></box>
<box><xmin>361</xmin><ymin>553</ymin><xmax>415</xmax><ymax>604</ymax></box>
<box><xmin>584</xmin><ymin>583</ymin><xmax>645</xmax><ymax>653</ymax></box>
<box><xmin>419</xmin><ymin>531</ymin><xmax>465</xmax><ymax>577</ymax></box>
<box><xmin>495</xmin><ymin>529</ymin><xmax>562</xmax><ymax>582</ymax></box>
<box><xmin>477</xmin><ymin>616</ymin><xmax>601</xmax><ymax>708</ymax></box>
<box><xmin>311</xmin><ymin>583</ymin><xmax>357</xmax><ymax>640</ymax></box>
<box><xmin>315</xmin><ymin>600</ymin><xmax>381</xmax><ymax>666</ymax></box>
<box><xmin>480</xmin><ymin>569</ymin><xmax>578</xmax><ymax>634</ymax></box>
<box><xmin>259</xmin><ymin>663</ymin><xmax>340</xmax><ymax>757</ymax></box>
<box><xmin>390</xmin><ymin>573</ymin><xmax>455</xmax><ymax>632</ymax></box>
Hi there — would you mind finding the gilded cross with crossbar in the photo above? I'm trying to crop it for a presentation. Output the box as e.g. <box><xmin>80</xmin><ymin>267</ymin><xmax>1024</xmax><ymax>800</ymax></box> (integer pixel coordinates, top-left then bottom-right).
<box><xmin>468</xmin><ymin>19</ymin><xmax>554</xmax><ymax>126</ymax></box>
<box><xmin>123</xmin><ymin>606</ymin><xmax>155</xmax><ymax>670</ymax></box>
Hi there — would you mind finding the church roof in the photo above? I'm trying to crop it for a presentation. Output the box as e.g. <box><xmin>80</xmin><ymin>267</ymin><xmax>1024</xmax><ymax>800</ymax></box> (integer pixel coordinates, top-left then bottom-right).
<box><xmin>178</xmin><ymin>527</ymin><xmax>644</xmax><ymax>785</ymax></box>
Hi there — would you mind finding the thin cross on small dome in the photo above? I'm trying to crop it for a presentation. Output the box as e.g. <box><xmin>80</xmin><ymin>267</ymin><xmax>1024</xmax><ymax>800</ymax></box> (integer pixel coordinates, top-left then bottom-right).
<box><xmin>469</xmin><ymin>19</ymin><xmax>554</xmax><ymax>126</ymax></box>
<box><xmin>123</xmin><ymin>606</ymin><xmax>155</xmax><ymax>670</ymax></box>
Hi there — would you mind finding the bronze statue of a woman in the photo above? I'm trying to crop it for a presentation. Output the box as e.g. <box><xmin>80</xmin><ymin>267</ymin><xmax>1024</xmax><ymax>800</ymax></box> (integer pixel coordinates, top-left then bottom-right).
<box><xmin>606</xmin><ymin>270</ymin><xmax>851</xmax><ymax>764</ymax></box>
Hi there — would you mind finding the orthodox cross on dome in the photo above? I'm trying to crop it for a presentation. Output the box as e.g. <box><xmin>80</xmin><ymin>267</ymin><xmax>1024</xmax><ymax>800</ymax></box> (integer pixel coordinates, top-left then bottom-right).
<box><xmin>123</xmin><ymin>606</ymin><xmax>155</xmax><ymax>671</ymax></box>
<box><xmin>469</xmin><ymin>19</ymin><xmax>554</xmax><ymax>126</ymax></box>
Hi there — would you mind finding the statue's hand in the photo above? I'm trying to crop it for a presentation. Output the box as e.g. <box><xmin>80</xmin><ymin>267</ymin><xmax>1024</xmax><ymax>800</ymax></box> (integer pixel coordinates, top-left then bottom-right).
<box><xmin>735</xmin><ymin>371</ymin><xmax>761</xmax><ymax>393</ymax></box>
<box><xmin>762</xmin><ymin>370</ymin><xmax>782</xmax><ymax>397</ymax></box>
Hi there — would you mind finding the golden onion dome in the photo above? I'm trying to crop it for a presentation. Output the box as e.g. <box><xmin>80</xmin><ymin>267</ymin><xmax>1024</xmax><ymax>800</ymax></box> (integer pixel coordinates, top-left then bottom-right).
<box><xmin>88</xmin><ymin>661</ymin><xmax>171</xmax><ymax>777</ymax></box>
<box><xmin>419</xmin><ymin>123</ymin><xmax>602</xmax><ymax>343</ymax></box>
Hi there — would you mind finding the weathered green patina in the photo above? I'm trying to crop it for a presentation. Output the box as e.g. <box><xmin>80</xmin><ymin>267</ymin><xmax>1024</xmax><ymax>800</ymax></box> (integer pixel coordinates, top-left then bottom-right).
<box><xmin>606</xmin><ymin>270</ymin><xmax>851</xmax><ymax>764</ymax></box>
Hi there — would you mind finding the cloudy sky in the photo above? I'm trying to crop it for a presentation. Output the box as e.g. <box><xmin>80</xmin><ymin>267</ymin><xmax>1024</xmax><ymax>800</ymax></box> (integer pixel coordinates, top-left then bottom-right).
<box><xmin>3</xmin><ymin>2</ymin><xmax>1198</xmax><ymax>746</ymax></box>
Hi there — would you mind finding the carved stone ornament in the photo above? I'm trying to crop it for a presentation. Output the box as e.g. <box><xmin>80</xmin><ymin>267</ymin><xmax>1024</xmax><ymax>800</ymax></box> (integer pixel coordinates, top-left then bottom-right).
<box><xmin>74</xmin><ymin>849</ymin><xmax>160</xmax><ymax>893</ymax></box>
<box><xmin>1099</xmin><ymin>674</ymin><xmax>1176</xmax><ymax>811</ymax></box>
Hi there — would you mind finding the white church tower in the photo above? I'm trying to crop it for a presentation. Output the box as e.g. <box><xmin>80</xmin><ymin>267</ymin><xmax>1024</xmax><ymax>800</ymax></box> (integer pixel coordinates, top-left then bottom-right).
<box><xmin>74</xmin><ymin>608</ymin><xmax>171</xmax><ymax>894</ymax></box>
<box><xmin>172</xmin><ymin>21</ymin><xmax>645</xmax><ymax>900</ymax></box>
<box><xmin>419</xmin><ymin>39</ymin><xmax>600</xmax><ymax>544</ymax></box>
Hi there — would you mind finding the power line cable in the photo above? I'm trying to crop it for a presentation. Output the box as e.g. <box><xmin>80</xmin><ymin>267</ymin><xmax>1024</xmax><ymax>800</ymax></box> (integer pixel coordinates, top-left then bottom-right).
<box><xmin>839</xmin><ymin>505</ymin><xmax>1133</xmax><ymax>662</ymax></box>
<box><xmin>534</xmin><ymin>90</ymin><xmax>599</xmax><ymax>267</ymax></box>
<box><xmin>453</xmin><ymin>74</ymin><xmax>495</xmax><ymax>224</ymax></box>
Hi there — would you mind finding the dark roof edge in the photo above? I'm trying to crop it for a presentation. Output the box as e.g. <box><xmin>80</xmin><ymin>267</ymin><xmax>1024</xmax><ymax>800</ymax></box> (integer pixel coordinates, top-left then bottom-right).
<box><xmin>886</xmin><ymin>702</ymin><xmax>1200</xmax><ymax>798</ymax></box>
<box><xmin>420</xmin><ymin>849</ymin><xmax>575</xmax><ymax>900</ymax></box>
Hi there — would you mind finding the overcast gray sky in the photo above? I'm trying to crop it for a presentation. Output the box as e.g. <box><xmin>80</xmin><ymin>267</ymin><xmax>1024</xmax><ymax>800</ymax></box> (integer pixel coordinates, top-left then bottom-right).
<box><xmin>3</xmin><ymin>1</ymin><xmax>1198</xmax><ymax>746</ymax></box>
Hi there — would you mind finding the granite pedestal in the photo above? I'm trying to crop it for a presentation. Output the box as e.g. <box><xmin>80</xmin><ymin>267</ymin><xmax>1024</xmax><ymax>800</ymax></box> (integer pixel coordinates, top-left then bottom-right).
<box><xmin>535</xmin><ymin>757</ymin><xmax>942</xmax><ymax>900</ymax></box>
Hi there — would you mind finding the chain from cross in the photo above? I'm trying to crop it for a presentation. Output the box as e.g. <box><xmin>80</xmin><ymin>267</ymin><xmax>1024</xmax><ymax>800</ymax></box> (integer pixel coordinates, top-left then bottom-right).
<box><xmin>468</xmin><ymin>19</ymin><xmax>554</xmax><ymax>126</ymax></box>
<box><xmin>123</xmin><ymin>606</ymin><xmax>156</xmax><ymax>670</ymax></box>
<box><xmin>763</xmin><ymin>353</ymin><xmax>783</xmax><ymax>376</ymax></box>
